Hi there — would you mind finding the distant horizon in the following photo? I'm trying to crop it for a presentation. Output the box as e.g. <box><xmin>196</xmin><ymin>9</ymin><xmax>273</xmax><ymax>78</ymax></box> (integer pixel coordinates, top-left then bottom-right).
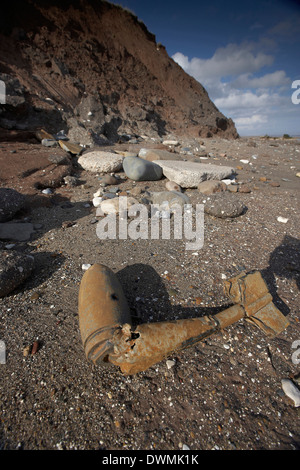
<box><xmin>110</xmin><ymin>0</ymin><xmax>300</xmax><ymax>137</ymax></box>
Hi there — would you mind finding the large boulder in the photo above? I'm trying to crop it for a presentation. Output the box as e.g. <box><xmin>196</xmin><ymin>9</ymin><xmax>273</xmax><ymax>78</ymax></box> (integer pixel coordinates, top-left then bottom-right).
<box><xmin>154</xmin><ymin>160</ymin><xmax>235</xmax><ymax>188</ymax></box>
<box><xmin>78</xmin><ymin>151</ymin><xmax>124</xmax><ymax>173</ymax></box>
<box><xmin>123</xmin><ymin>156</ymin><xmax>163</xmax><ymax>181</ymax></box>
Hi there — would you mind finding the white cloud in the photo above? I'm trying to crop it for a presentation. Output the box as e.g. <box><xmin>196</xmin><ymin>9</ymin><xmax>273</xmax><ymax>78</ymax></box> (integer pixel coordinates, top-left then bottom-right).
<box><xmin>172</xmin><ymin>41</ymin><xmax>295</xmax><ymax>136</ymax></box>
<box><xmin>230</xmin><ymin>70</ymin><xmax>290</xmax><ymax>89</ymax></box>
<box><xmin>172</xmin><ymin>42</ymin><xmax>274</xmax><ymax>84</ymax></box>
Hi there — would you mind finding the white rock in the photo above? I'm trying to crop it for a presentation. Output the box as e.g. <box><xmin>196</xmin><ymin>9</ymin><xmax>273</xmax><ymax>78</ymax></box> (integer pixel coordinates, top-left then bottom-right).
<box><xmin>92</xmin><ymin>196</ymin><xmax>103</xmax><ymax>207</ymax></box>
<box><xmin>153</xmin><ymin>160</ymin><xmax>235</xmax><ymax>188</ymax></box>
<box><xmin>163</xmin><ymin>140</ymin><xmax>179</xmax><ymax>146</ymax></box>
<box><xmin>277</xmin><ymin>216</ymin><xmax>288</xmax><ymax>223</ymax></box>
<box><xmin>82</xmin><ymin>264</ymin><xmax>91</xmax><ymax>271</ymax></box>
<box><xmin>240</xmin><ymin>159</ymin><xmax>249</xmax><ymax>164</ymax></box>
<box><xmin>281</xmin><ymin>379</ymin><xmax>300</xmax><ymax>407</ymax></box>
<box><xmin>100</xmin><ymin>196</ymin><xmax>139</xmax><ymax>215</ymax></box>
<box><xmin>166</xmin><ymin>359</ymin><xmax>176</xmax><ymax>369</ymax></box>
<box><xmin>78</xmin><ymin>151</ymin><xmax>124</xmax><ymax>173</ymax></box>
<box><xmin>42</xmin><ymin>188</ymin><xmax>52</xmax><ymax>194</ymax></box>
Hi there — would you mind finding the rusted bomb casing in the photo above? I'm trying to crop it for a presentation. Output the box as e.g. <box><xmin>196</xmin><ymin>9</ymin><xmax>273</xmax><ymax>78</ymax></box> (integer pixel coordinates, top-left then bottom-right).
<box><xmin>108</xmin><ymin>304</ymin><xmax>245</xmax><ymax>375</ymax></box>
<box><xmin>78</xmin><ymin>264</ymin><xmax>132</xmax><ymax>365</ymax></box>
<box><xmin>78</xmin><ymin>264</ymin><xmax>290</xmax><ymax>375</ymax></box>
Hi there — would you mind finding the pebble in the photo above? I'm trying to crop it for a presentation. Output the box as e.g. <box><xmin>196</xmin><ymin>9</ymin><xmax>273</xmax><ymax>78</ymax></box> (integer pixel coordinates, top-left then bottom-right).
<box><xmin>0</xmin><ymin>188</ymin><xmax>25</xmax><ymax>222</ymax></box>
<box><xmin>165</xmin><ymin>180</ymin><xmax>182</xmax><ymax>192</ymax></box>
<box><xmin>0</xmin><ymin>251</ymin><xmax>35</xmax><ymax>297</ymax></box>
<box><xmin>42</xmin><ymin>188</ymin><xmax>52</xmax><ymax>194</ymax></box>
<box><xmin>277</xmin><ymin>216</ymin><xmax>288</xmax><ymax>223</ymax></box>
<box><xmin>203</xmin><ymin>193</ymin><xmax>246</xmax><ymax>218</ymax></box>
<box><xmin>198</xmin><ymin>180</ymin><xmax>226</xmax><ymax>195</ymax></box>
<box><xmin>99</xmin><ymin>174</ymin><xmax>119</xmax><ymax>186</ymax></box>
<box><xmin>82</xmin><ymin>264</ymin><xmax>92</xmax><ymax>271</ymax></box>
<box><xmin>166</xmin><ymin>359</ymin><xmax>176</xmax><ymax>369</ymax></box>
<box><xmin>41</xmin><ymin>138</ymin><xmax>57</xmax><ymax>147</ymax></box>
<box><xmin>163</xmin><ymin>140</ymin><xmax>179</xmax><ymax>146</ymax></box>
<box><xmin>281</xmin><ymin>379</ymin><xmax>300</xmax><ymax>407</ymax></box>
<box><xmin>138</xmin><ymin>148</ymin><xmax>182</xmax><ymax>161</ymax></box>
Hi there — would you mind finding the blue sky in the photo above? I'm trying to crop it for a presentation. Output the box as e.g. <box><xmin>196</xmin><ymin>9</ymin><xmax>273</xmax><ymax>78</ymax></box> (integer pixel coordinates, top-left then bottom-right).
<box><xmin>110</xmin><ymin>0</ymin><xmax>300</xmax><ymax>136</ymax></box>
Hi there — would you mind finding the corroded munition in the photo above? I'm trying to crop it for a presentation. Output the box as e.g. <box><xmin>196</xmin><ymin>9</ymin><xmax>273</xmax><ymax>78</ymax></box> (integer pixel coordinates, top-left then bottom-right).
<box><xmin>78</xmin><ymin>264</ymin><xmax>132</xmax><ymax>365</ymax></box>
<box><xmin>78</xmin><ymin>265</ymin><xmax>290</xmax><ymax>375</ymax></box>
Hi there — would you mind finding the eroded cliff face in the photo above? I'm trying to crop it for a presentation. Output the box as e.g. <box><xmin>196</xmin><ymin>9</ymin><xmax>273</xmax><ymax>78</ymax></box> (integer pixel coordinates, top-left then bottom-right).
<box><xmin>0</xmin><ymin>0</ymin><xmax>239</xmax><ymax>144</ymax></box>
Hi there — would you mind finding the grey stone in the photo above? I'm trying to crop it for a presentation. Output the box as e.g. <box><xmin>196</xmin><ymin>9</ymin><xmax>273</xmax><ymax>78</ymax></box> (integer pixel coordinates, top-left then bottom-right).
<box><xmin>154</xmin><ymin>160</ymin><xmax>235</xmax><ymax>188</ymax></box>
<box><xmin>63</xmin><ymin>176</ymin><xmax>79</xmax><ymax>186</ymax></box>
<box><xmin>198</xmin><ymin>180</ymin><xmax>227</xmax><ymax>195</ymax></box>
<box><xmin>41</xmin><ymin>138</ymin><xmax>58</xmax><ymax>147</ymax></box>
<box><xmin>165</xmin><ymin>180</ymin><xmax>182</xmax><ymax>192</ymax></box>
<box><xmin>123</xmin><ymin>156</ymin><xmax>163</xmax><ymax>181</ymax></box>
<box><xmin>0</xmin><ymin>223</ymin><xmax>35</xmax><ymax>241</ymax></box>
<box><xmin>78</xmin><ymin>151</ymin><xmax>124</xmax><ymax>173</ymax></box>
<box><xmin>0</xmin><ymin>188</ymin><xmax>25</xmax><ymax>222</ymax></box>
<box><xmin>0</xmin><ymin>250</ymin><xmax>35</xmax><ymax>297</ymax></box>
<box><xmin>204</xmin><ymin>193</ymin><xmax>246</xmax><ymax>218</ymax></box>
<box><xmin>151</xmin><ymin>191</ymin><xmax>190</xmax><ymax>209</ymax></box>
<box><xmin>138</xmin><ymin>148</ymin><xmax>182</xmax><ymax>162</ymax></box>
<box><xmin>48</xmin><ymin>154</ymin><xmax>71</xmax><ymax>165</ymax></box>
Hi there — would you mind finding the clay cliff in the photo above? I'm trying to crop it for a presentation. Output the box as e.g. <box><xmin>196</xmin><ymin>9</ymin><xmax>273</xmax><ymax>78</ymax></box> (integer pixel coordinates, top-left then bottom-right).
<box><xmin>0</xmin><ymin>0</ymin><xmax>239</xmax><ymax>145</ymax></box>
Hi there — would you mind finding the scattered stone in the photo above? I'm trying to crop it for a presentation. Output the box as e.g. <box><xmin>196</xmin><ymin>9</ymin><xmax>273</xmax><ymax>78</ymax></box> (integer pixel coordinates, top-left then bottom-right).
<box><xmin>92</xmin><ymin>197</ymin><xmax>103</xmax><ymax>207</ymax></box>
<box><xmin>48</xmin><ymin>154</ymin><xmax>71</xmax><ymax>165</ymax></box>
<box><xmin>61</xmin><ymin>221</ymin><xmax>76</xmax><ymax>229</ymax></box>
<box><xmin>100</xmin><ymin>174</ymin><xmax>119</xmax><ymax>186</ymax></box>
<box><xmin>58</xmin><ymin>140</ymin><xmax>83</xmax><ymax>155</ymax></box>
<box><xmin>203</xmin><ymin>193</ymin><xmax>246</xmax><ymax>218</ymax></box>
<box><xmin>35</xmin><ymin>129</ymin><xmax>54</xmax><ymax>141</ymax></box>
<box><xmin>259</xmin><ymin>176</ymin><xmax>268</xmax><ymax>182</ymax></box>
<box><xmin>165</xmin><ymin>180</ymin><xmax>182</xmax><ymax>192</ymax></box>
<box><xmin>82</xmin><ymin>264</ymin><xmax>92</xmax><ymax>271</ymax></box>
<box><xmin>151</xmin><ymin>191</ymin><xmax>190</xmax><ymax>210</ymax></box>
<box><xmin>238</xmin><ymin>184</ymin><xmax>251</xmax><ymax>193</ymax></box>
<box><xmin>296</xmin><ymin>172</ymin><xmax>300</xmax><ymax>178</ymax></box>
<box><xmin>63</xmin><ymin>175</ymin><xmax>79</xmax><ymax>186</ymax></box>
<box><xmin>54</xmin><ymin>130</ymin><xmax>68</xmax><ymax>141</ymax></box>
<box><xmin>227</xmin><ymin>184</ymin><xmax>239</xmax><ymax>193</ymax></box>
<box><xmin>154</xmin><ymin>161</ymin><xmax>235</xmax><ymax>188</ymax></box>
<box><xmin>138</xmin><ymin>148</ymin><xmax>182</xmax><ymax>161</ymax></box>
<box><xmin>281</xmin><ymin>379</ymin><xmax>300</xmax><ymax>407</ymax></box>
<box><xmin>99</xmin><ymin>196</ymin><xmax>139</xmax><ymax>214</ymax></box>
<box><xmin>166</xmin><ymin>359</ymin><xmax>176</xmax><ymax>369</ymax></box>
<box><xmin>240</xmin><ymin>159</ymin><xmax>249</xmax><ymax>164</ymax></box>
<box><xmin>277</xmin><ymin>216</ymin><xmax>288</xmax><ymax>223</ymax></box>
<box><xmin>42</xmin><ymin>188</ymin><xmax>52</xmax><ymax>194</ymax></box>
<box><xmin>41</xmin><ymin>138</ymin><xmax>58</xmax><ymax>147</ymax></box>
<box><xmin>129</xmin><ymin>186</ymin><xmax>144</xmax><ymax>197</ymax></box>
<box><xmin>0</xmin><ymin>223</ymin><xmax>35</xmax><ymax>241</ymax></box>
<box><xmin>0</xmin><ymin>250</ymin><xmax>35</xmax><ymax>297</ymax></box>
<box><xmin>163</xmin><ymin>140</ymin><xmax>179</xmax><ymax>146</ymax></box>
<box><xmin>31</xmin><ymin>341</ymin><xmax>39</xmax><ymax>355</ymax></box>
<box><xmin>93</xmin><ymin>188</ymin><xmax>104</xmax><ymax>198</ymax></box>
<box><xmin>269</xmin><ymin>181</ymin><xmax>280</xmax><ymax>187</ymax></box>
<box><xmin>78</xmin><ymin>151</ymin><xmax>124</xmax><ymax>173</ymax></box>
<box><xmin>123</xmin><ymin>156</ymin><xmax>163</xmax><ymax>181</ymax></box>
<box><xmin>0</xmin><ymin>188</ymin><xmax>25</xmax><ymax>222</ymax></box>
<box><xmin>198</xmin><ymin>180</ymin><xmax>226</xmax><ymax>195</ymax></box>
